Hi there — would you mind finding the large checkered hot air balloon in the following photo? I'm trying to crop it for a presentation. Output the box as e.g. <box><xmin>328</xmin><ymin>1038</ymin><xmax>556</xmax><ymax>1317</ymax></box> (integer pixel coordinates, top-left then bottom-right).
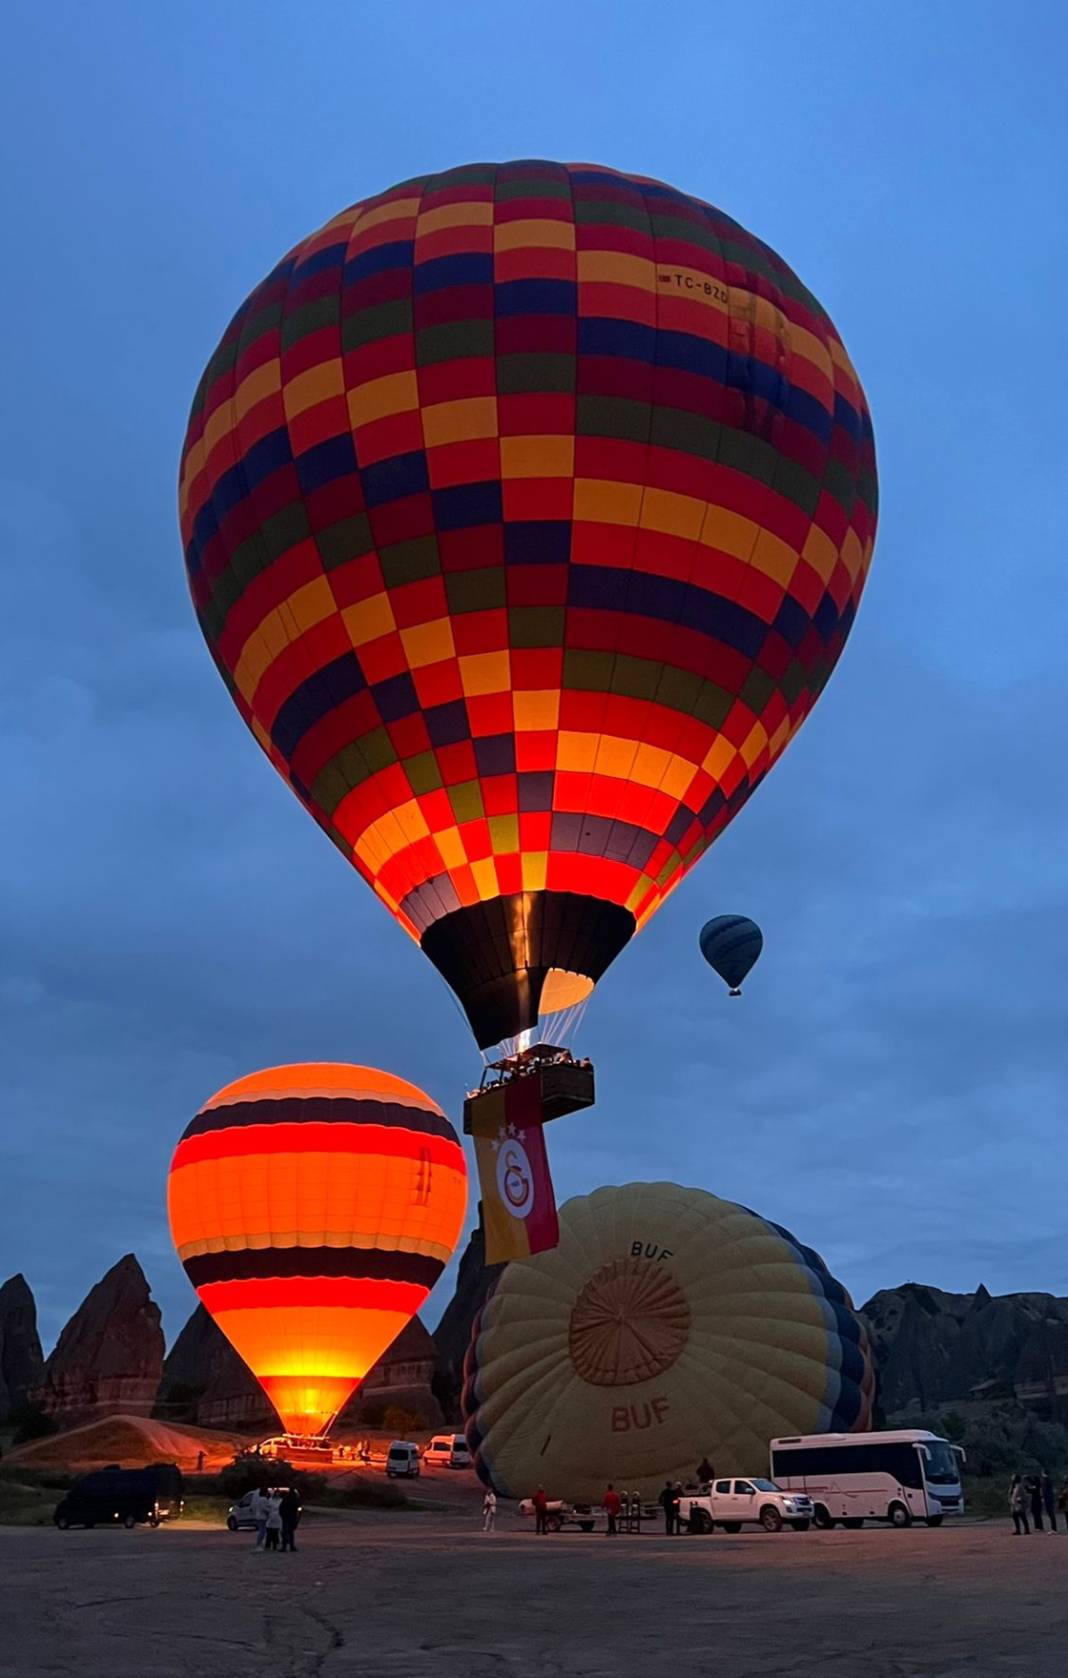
<box><xmin>179</xmin><ymin>161</ymin><xmax>877</xmax><ymax>1053</ymax></box>
<box><xmin>167</xmin><ymin>1064</ymin><xmax>467</xmax><ymax>1437</ymax></box>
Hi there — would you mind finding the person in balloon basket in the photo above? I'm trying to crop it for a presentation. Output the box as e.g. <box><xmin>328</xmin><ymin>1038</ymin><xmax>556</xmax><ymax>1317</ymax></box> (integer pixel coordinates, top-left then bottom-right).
<box><xmin>603</xmin><ymin>1484</ymin><xmax>621</xmax><ymax>1536</ymax></box>
<box><xmin>482</xmin><ymin>1488</ymin><xmax>497</xmax><ymax>1532</ymax></box>
<box><xmin>280</xmin><ymin>1486</ymin><xmax>301</xmax><ymax>1552</ymax></box>
<box><xmin>263</xmin><ymin>1491</ymin><xmax>283</xmax><ymax>1551</ymax></box>
<box><xmin>532</xmin><ymin>1486</ymin><xmax>549</xmax><ymax>1535</ymax></box>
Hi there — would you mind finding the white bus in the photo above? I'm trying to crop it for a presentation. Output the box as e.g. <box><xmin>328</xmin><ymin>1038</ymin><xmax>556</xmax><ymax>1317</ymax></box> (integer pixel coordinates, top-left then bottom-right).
<box><xmin>770</xmin><ymin>1430</ymin><xmax>965</xmax><ymax>1528</ymax></box>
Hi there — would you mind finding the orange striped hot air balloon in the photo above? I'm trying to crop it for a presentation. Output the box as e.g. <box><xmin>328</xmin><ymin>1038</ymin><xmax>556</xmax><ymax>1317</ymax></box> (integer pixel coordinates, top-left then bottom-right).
<box><xmin>167</xmin><ymin>1063</ymin><xmax>467</xmax><ymax>1437</ymax></box>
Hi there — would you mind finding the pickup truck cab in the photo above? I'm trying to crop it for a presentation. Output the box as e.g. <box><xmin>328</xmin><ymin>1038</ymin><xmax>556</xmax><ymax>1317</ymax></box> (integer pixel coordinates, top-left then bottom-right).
<box><xmin>679</xmin><ymin>1477</ymin><xmax>813</xmax><ymax>1533</ymax></box>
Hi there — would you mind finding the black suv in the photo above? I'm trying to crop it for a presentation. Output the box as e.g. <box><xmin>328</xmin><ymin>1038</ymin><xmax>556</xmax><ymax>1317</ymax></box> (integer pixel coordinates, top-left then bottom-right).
<box><xmin>54</xmin><ymin>1463</ymin><xmax>184</xmax><ymax>1530</ymax></box>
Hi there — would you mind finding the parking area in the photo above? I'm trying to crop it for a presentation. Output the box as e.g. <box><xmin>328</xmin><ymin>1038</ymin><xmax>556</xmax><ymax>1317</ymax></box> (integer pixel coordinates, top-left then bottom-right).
<box><xmin>1</xmin><ymin>1513</ymin><xmax>1065</xmax><ymax>1677</ymax></box>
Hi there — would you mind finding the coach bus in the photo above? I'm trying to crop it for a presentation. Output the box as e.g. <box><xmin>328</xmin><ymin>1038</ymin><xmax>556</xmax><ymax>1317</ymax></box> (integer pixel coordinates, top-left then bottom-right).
<box><xmin>770</xmin><ymin>1430</ymin><xmax>965</xmax><ymax>1528</ymax></box>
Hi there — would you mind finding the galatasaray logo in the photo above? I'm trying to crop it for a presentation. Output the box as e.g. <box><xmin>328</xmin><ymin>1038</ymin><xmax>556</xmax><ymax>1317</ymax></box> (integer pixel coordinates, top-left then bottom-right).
<box><xmin>496</xmin><ymin>1134</ymin><xmax>535</xmax><ymax>1220</ymax></box>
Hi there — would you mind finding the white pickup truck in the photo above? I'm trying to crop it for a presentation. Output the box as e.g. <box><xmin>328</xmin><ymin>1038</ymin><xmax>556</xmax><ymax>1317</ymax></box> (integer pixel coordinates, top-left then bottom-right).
<box><xmin>678</xmin><ymin>1477</ymin><xmax>814</xmax><ymax>1533</ymax></box>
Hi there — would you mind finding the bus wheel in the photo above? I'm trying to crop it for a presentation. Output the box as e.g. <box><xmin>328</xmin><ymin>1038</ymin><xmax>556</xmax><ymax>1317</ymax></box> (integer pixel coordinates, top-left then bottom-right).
<box><xmin>812</xmin><ymin>1506</ymin><xmax>835</xmax><ymax>1530</ymax></box>
<box><xmin>925</xmin><ymin>1515</ymin><xmax>943</xmax><ymax>1528</ymax></box>
<box><xmin>843</xmin><ymin>1518</ymin><xmax>865</xmax><ymax>1529</ymax></box>
<box><xmin>888</xmin><ymin>1503</ymin><xmax>912</xmax><ymax>1528</ymax></box>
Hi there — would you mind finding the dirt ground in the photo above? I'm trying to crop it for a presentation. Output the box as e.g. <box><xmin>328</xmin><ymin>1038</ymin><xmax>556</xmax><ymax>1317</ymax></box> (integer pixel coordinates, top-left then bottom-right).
<box><xmin>3</xmin><ymin>1510</ymin><xmax>1065</xmax><ymax>1677</ymax></box>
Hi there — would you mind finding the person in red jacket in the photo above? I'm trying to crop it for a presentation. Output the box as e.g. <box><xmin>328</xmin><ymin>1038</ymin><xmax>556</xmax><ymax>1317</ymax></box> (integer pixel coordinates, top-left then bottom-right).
<box><xmin>532</xmin><ymin>1486</ymin><xmax>549</xmax><ymax>1535</ymax></box>
<box><xmin>603</xmin><ymin>1483</ymin><xmax>621</xmax><ymax>1536</ymax></box>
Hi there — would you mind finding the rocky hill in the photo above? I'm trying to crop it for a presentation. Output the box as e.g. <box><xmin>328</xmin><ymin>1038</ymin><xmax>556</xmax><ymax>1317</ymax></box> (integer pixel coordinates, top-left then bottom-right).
<box><xmin>31</xmin><ymin>1255</ymin><xmax>164</xmax><ymax>1424</ymax></box>
<box><xmin>861</xmin><ymin>1282</ymin><xmax>1068</xmax><ymax>1418</ymax></box>
<box><xmin>11</xmin><ymin>1255</ymin><xmax>1068</xmax><ymax>1464</ymax></box>
<box><xmin>0</xmin><ymin>1274</ymin><xmax>44</xmax><ymax>1420</ymax></box>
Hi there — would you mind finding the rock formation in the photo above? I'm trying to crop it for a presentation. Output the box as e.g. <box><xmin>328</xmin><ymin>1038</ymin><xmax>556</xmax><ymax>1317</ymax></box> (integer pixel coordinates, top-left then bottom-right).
<box><xmin>155</xmin><ymin>1303</ymin><xmax>273</xmax><ymax>1433</ymax></box>
<box><xmin>33</xmin><ymin>1254</ymin><xmax>164</xmax><ymax>1424</ymax></box>
<box><xmin>0</xmin><ymin>1274</ymin><xmax>45</xmax><ymax>1420</ymax></box>
<box><xmin>862</xmin><ymin>1282</ymin><xmax>1068</xmax><ymax>1419</ymax></box>
<box><xmin>431</xmin><ymin>1214</ymin><xmax>503</xmax><ymax>1421</ymax></box>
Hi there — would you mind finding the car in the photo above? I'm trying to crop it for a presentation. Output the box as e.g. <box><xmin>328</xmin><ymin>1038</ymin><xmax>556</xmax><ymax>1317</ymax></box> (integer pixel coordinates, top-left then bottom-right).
<box><xmin>226</xmin><ymin>1488</ymin><xmax>301</xmax><ymax>1532</ymax></box>
<box><xmin>385</xmin><ymin>1440</ymin><xmax>421</xmax><ymax>1477</ymax></box>
<box><xmin>54</xmin><ymin>1464</ymin><xmax>184</xmax><ymax>1531</ymax></box>
<box><xmin>422</xmin><ymin>1433</ymin><xmax>472</xmax><ymax>1469</ymax></box>
<box><xmin>678</xmin><ymin>1477</ymin><xmax>814</xmax><ymax>1534</ymax></box>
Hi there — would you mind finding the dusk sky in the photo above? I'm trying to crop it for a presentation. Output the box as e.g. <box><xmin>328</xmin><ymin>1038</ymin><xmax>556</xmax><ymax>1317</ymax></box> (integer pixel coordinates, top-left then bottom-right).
<box><xmin>3</xmin><ymin>1</ymin><xmax>1066</xmax><ymax>1354</ymax></box>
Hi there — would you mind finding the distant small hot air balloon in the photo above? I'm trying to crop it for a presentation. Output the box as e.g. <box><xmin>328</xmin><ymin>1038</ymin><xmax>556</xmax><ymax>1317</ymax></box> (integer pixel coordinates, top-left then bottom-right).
<box><xmin>179</xmin><ymin>160</ymin><xmax>877</xmax><ymax>1056</ymax></box>
<box><xmin>699</xmin><ymin>914</ymin><xmax>763</xmax><ymax>994</ymax></box>
<box><xmin>167</xmin><ymin>1063</ymin><xmax>467</xmax><ymax>1437</ymax></box>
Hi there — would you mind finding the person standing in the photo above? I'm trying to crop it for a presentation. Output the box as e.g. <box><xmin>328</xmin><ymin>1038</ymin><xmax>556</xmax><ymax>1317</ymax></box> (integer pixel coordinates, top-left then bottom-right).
<box><xmin>673</xmin><ymin>1483</ymin><xmax>684</xmax><ymax>1533</ymax></box>
<box><xmin>279</xmin><ymin>1486</ymin><xmax>301</xmax><ymax>1552</ymax></box>
<box><xmin>1041</xmin><ymin>1471</ymin><xmax>1057</xmax><ymax>1533</ymax></box>
<box><xmin>697</xmin><ymin>1457</ymin><xmax>714</xmax><ymax>1487</ymax></box>
<box><xmin>532</xmin><ymin>1486</ymin><xmax>548</xmax><ymax>1535</ymax></box>
<box><xmin>249</xmin><ymin>1486</ymin><xmax>269</xmax><ymax>1549</ymax></box>
<box><xmin>1029</xmin><ymin>1474</ymin><xmax>1045</xmax><ymax>1532</ymax></box>
<box><xmin>659</xmin><ymin>1481</ymin><xmax>676</xmax><ymax>1536</ymax></box>
<box><xmin>603</xmin><ymin>1483</ymin><xmax>621</xmax><ymax>1536</ymax></box>
<box><xmin>263</xmin><ymin>1491</ymin><xmax>283</xmax><ymax>1551</ymax></box>
<box><xmin>1010</xmin><ymin>1475</ymin><xmax>1030</xmax><ymax>1535</ymax></box>
<box><xmin>482</xmin><ymin>1488</ymin><xmax>497</xmax><ymax>1532</ymax></box>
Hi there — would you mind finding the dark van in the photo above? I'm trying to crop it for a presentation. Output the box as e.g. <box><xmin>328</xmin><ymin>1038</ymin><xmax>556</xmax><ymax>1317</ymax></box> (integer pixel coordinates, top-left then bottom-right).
<box><xmin>54</xmin><ymin>1463</ymin><xmax>184</xmax><ymax>1530</ymax></box>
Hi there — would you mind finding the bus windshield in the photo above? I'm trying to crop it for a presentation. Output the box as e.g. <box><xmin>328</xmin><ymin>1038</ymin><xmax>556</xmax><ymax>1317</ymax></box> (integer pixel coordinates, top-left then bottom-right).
<box><xmin>920</xmin><ymin>1440</ymin><xmax>960</xmax><ymax>1485</ymax></box>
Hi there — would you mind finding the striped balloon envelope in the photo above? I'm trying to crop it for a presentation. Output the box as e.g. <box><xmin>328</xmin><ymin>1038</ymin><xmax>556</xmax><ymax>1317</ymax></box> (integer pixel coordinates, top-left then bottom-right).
<box><xmin>180</xmin><ymin>161</ymin><xmax>877</xmax><ymax>1052</ymax></box>
<box><xmin>167</xmin><ymin>1064</ymin><xmax>467</xmax><ymax>1437</ymax></box>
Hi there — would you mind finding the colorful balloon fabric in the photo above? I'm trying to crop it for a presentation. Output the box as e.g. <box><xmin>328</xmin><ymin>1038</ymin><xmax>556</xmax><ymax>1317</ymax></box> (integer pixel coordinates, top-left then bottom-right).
<box><xmin>462</xmin><ymin>1182</ymin><xmax>874</xmax><ymax>1502</ymax></box>
<box><xmin>179</xmin><ymin>161</ymin><xmax>877</xmax><ymax>1050</ymax></box>
<box><xmin>699</xmin><ymin>913</ymin><xmax>764</xmax><ymax>993</ymax></box>
<box><xmin>167</xmin><ymin>1064</ymin><xmax>467</xmax><ymax>1436</ymax></box>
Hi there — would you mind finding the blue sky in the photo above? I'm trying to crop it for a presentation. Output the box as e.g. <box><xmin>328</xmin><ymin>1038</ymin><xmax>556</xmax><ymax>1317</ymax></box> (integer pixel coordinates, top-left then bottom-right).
<box><xmin>3</xmin><ymin>0</ymin><xmax>1067</xmax><ymax>1352</ymax></box>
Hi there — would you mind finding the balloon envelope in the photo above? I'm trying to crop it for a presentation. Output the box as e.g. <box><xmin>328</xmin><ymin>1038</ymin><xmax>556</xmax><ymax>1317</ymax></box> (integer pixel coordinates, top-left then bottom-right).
<box><xmin>167</xmin><ymin>1064</ymin><xmax>467</xmax><ymax>1436</ymax></box>
<box><xmin>699</xmin><ymin>913</ymin><xmax>763</xmax><ymax>992</ymax></box>
<box><xmin>180</xmin><ymin>161</ymin><xmax>877</xmax><ymax>1050</ymax></box>
<box><xmin>462</xmin><ymin>1182</ymin><xmax>874</xmax><ymax>1502</ymax></box>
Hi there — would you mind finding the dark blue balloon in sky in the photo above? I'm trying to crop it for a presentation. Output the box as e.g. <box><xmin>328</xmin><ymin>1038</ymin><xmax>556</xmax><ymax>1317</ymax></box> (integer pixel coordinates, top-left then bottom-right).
<box><xmin>699</xmin><ymin>916</ymin><xmax>763</xmax><ymax>996</ymax></box>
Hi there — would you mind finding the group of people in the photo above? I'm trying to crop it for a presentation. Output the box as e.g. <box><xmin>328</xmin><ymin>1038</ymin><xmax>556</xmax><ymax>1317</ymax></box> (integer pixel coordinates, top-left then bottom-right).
<box><xmin>248</xmin><ymin>1486</ymin><xmax>302</xmax><ymax>1552</ymax></box>
<box><xmin>1009</xmin><ymin>1471</ymin><xmax>1068</xmax><ymax>1535</ymax></box>
<box><xmin>514</xmin><ymin>1458</ymin><xmax>716</xmax><ymax>1537</ymax></box>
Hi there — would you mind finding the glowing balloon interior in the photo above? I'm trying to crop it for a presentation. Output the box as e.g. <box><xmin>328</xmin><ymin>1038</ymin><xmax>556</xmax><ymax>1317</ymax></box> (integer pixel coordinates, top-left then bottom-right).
<box><xmin>180</xmin><ymin>160</ymin><xmax>876</xmax><ymax>1052</ymax></box>
<box><xmin>167</xmin><ymin>1064</ymin><xmax>467</xmax><ymax>1436</ymax></box>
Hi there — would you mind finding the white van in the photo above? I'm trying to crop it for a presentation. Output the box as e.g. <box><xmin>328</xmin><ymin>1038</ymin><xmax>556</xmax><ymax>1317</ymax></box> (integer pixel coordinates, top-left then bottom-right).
<box><xmin>385</xmin><ymin>1440</ymin><xmax>421</xmax><ymax>1477</ymax></box>
<box><xmin>423</xmin><ymin>1433</ymin><xmax>472</xmax><ymax>1469</ymax></box>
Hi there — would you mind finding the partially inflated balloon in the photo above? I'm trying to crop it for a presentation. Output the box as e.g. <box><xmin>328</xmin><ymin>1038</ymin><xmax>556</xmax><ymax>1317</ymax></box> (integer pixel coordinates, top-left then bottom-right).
<box><xmin>699</xmin><ymin>913</ymin><xmax>763</xmax><ymax>993</ymax></box>
<box><xmin>462</xmin><ymin>1183</ymin><xmax>874</xmax><ymax>1502</ymax></box>
<box><xmin>180</xmin><ymin>161</ymin><xmax>877</xmax><ymax>1050</ymax></box>
<box><xmin>167</xmin><ymin>1064</ymin><xmax>466</xmax><ymax>1436</ymax></box>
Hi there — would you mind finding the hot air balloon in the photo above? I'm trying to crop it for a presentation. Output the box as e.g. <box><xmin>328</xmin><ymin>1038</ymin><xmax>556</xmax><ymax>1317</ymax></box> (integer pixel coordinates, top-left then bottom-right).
<box><xmin>699</xmin><ymin>913</ymin><xmax>763</xmax><ymax>994</ymax></box>
<box><xmin>462</xmin><ymin>1182</ymin><xmax>874</xmax><ymax>1503</ymax></box>
<box><xmin>179</xmin><ymin>161</ymin><xmax>877</xmax><ymax>1054</ymax></box>
<box><xmin>167</xmin><ymin>1064</ymin><xmax>467</xmax><ymax>1437</ymax></box>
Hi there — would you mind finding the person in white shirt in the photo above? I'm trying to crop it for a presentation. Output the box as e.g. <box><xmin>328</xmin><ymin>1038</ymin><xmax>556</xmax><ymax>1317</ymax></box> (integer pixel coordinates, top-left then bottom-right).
<box><xmin>249</xmin><ymin>1487</ymin><xmax>269</xmax><ymax>1549</ymax></box>
<box><xmin>482</xmin><ymin>1488</ymin><xmax>497</xmax><ymax>1532</ymax></box>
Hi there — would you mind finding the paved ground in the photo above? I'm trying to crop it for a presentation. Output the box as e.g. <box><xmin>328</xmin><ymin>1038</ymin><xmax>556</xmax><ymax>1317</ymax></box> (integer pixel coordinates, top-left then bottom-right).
<box><xmin>3</xmin><ymin>1512</ymin><xmax>1065</xmax><ymax>1677</ymax></box>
